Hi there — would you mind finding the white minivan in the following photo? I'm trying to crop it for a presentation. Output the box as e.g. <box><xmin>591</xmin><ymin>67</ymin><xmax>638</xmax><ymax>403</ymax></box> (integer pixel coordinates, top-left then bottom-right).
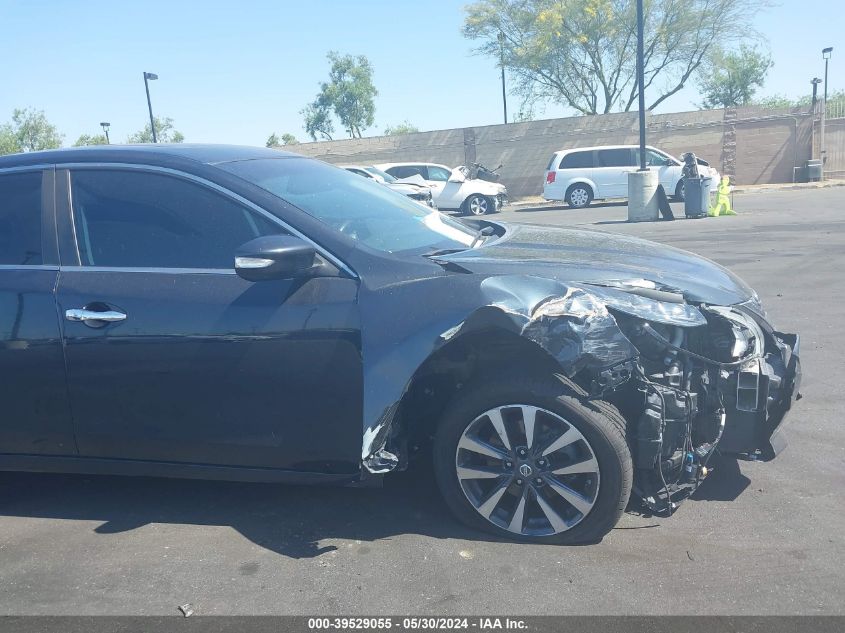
<box><xmin>543</xmin><ymin>145</ymin><xmax>719</xmax><ymax>208</ymax></box>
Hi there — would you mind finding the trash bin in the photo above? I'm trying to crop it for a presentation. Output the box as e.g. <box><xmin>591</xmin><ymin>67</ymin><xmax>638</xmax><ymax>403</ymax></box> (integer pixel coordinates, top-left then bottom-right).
<box><xmin>684</xmin><ymin>176</ymin><xmax>712</xmax><ymax>218</ymax></box>
<box><xmin>807</xmin><ymin>159</ymin><xmax>823</xmax><ymax>181</ymax></box>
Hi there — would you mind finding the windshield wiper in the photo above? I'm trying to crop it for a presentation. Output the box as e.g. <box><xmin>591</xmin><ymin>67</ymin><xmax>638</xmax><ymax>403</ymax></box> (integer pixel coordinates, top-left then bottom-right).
<box><xmin>470</xmin><ymin>226</ymin><xmax>495</xmax><ymax>249</ymax></box>
<box><xmin>424</xmin><ymin>248</ymin><xmax>467</xmax><ymax>258</ymax></box>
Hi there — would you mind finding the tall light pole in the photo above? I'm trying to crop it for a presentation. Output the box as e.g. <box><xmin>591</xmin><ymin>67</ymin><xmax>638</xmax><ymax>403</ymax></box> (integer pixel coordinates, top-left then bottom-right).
<box><xmin>143</xmin><ymin>72</ymin><xmax>159</xmax><ymax>143</ymax></box>
<box><xmin>498</xmin><ymin>31</ymin><xmax>508</xmax><ymax>124</ymax></box>
<box><xmin>820</xmin><ymin>48</ymin><xmax>832</xmax><ymax>179</ymax></box>
<box><xmin>636</xmin><ymin>0</ymin><xmax>646</xmax><ymax>170</ymax></box>
<box><xmin>100</xmin><ymin>122</ymin><xmax>110</xmax><ymax>144</ymax></box>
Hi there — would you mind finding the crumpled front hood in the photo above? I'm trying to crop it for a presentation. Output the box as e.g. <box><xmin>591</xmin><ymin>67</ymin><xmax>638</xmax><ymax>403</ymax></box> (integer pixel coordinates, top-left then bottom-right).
<box><xmin>441</xmin><ymin>223</ymin><xmax>754</xmax><ymax>306</ymax></box>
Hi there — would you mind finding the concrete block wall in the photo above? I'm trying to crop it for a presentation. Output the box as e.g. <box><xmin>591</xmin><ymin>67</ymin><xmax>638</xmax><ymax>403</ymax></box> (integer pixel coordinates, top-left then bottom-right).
<box><xmin>291</xmin><ymin>106</ymin><xmax>819</xmax><ymax>199</ymax></box>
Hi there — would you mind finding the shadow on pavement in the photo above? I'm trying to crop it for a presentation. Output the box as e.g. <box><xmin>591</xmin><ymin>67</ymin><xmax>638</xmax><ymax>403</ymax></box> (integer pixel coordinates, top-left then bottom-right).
<box><xmin>512</xmin><ymin>201</ymin><xmax>628</xmax><ymax>213</ymax></box>
<box><xmin>0</xmin><ymin>464</ymin><xmax>495</xmax><ymax>559</ymax></box>
<box><xmin>690</xmin><ymin>454</ymin><xmax>751</xmax><ymax>502</ymax></box>
<box><xmin>0</xmin><ymin>453</ymin><xmax>752</xmax><ymax>557</ymax></box>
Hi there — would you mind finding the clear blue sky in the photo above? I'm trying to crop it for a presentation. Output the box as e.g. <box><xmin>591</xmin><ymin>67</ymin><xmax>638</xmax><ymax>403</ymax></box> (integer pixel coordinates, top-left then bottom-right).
<box><xmin>2</xmin><ymin>0</ymin><xmax>840</xmax><ymax>146</ymax></box>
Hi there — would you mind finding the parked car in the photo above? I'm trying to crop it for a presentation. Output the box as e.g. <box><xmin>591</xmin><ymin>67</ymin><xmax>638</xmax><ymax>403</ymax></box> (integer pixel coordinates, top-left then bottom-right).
<box><xmin>376</xmin><ymin>162</ymin><xmax>507</xmax><ymax>215</ymax></box>
<box><xmin>0</xmin><ymin>145</ymin><xmax>800</xmax><ymax>544</ymax></box>
<box><xmin>543</xmin><ymin>145</ymin><xmax>721</xmax><ymax>208</ymax></box>
<box><xmin>341</xmin><ymin>164</ymin><xmax>434</xmax><ymax>207</ymax></box>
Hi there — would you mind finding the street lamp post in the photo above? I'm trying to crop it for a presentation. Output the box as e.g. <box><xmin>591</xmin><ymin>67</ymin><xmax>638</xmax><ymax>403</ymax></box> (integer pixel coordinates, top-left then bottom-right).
<box><xmin>143</xmin><ymin>72</ymin><xmax>159</xmax><ymax>143</ymax></box>
<box><xmin>100</xmin><ymin>122</ymin><xmax>110</xmax><ymax>144</ymax></box>
<box><xmin>498</xmin><ymin>32</ymin><xmax>508</xmax><ymax>125</ymax></box>
<box><xmin>636</xmin><ymin>0</ymin><xmax>646</xmax><ymax>171</ymax></box>
<box><xmin>821</xmin><ymin>48</ymin><xmax>832</xmax><ymax>179</ymax></box>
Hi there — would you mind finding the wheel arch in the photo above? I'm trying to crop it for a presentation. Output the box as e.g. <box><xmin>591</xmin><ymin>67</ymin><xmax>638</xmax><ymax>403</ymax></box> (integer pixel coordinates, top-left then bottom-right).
<box><xmin>564</xmin><ymin>178</ymin><xmax>598</xmax><ymax>200</ymax></box>
<box><xmin>394</xmin><ymin>327</ymin><xmax>565</xmax><ymax>457</ymax></box>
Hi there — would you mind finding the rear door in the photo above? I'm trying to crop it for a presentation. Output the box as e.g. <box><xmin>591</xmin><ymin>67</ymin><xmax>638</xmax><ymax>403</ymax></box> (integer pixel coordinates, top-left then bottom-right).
<box><xmin>594</xmin><ymin>148</ymin><xmax>636</xmax><ymax>198</ymax></box>
<box><xmin>425</xmin><ymin>165</ymin><xmax>462</xmax><ymax>209</ymax></box>
<box><xmin>0</xmin><ymin>168</ymin><xmax>76</xmax><ymax>456</ymax></box>
<box><xmin>55</xmin><ymin>166</ymin><xmax>363</xmax><ymax>473</ymax></box>
<box><xmin>555</xmin><ymin>150</ymin><xmax>594</xmax><ymax>198</ymax></box>
<box><xmin>646</xmin><ymin>149</ymin><xmax>682</xmax><ymax>193</ymax></box>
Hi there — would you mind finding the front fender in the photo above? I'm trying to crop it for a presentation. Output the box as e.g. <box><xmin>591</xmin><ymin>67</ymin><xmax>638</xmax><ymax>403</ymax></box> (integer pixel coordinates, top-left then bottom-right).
<box><xmin>358</xmin><ymin>274</ymin><xmax>640</xmax><ymax>473</ymax></box>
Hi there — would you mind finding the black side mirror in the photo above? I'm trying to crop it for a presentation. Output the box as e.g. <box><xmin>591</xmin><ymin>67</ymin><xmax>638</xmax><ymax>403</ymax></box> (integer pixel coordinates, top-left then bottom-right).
<box><xmin>235</xmin><ymin>235</ymin><xmax>317</xmax><ymax>282</ymax></box>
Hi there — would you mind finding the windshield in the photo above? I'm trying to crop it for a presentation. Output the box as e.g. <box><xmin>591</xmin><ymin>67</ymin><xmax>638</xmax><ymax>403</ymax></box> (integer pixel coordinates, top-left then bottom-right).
<box><xmin>362</xmin><ymin>166</ymin><xmax>397</xmax><ymax>183</ymax></box>
<box><xmin>219</xmin><ymin>158</ymin><xmax>476</xmax><ymax>254</ymax></box>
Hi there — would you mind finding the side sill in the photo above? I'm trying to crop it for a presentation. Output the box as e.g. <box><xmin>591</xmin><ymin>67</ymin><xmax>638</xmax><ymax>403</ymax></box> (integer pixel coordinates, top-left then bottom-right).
<box><xmin>0</xmin><ymin>454</ymin><xmax>361</xmax><ymax>486</ymax></box>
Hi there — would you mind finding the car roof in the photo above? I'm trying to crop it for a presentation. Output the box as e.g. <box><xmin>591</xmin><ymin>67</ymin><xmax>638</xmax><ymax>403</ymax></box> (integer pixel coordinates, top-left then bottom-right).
<box><xmin>0</xmin><ymin>144</ymin><xmax>299</xmax><ymax>169</ymax></box>
<box><xmin>554</xmin><ymin>145</ymin><xmax>663</xmax><ymax>155</ymax></box>
<box><xmin>376</xmin><ymin>162</ymin><xmax>451</xmax><ymax>169</ymax></box>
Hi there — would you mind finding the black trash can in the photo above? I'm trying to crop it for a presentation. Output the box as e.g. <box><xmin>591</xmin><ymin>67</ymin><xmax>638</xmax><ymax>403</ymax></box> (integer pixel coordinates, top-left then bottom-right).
<box><xmin>684</xmin><ymin>176</ymin><xmax>712</xmax><ymax>218</ymax></box>
<box><xmin>806</xmin><ymin>159</ymin><xmax>823</xmax><ymax>182</ymax></box>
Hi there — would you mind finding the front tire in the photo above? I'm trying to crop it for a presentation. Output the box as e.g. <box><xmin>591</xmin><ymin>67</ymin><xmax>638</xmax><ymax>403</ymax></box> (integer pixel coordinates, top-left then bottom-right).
<box><xmin>565</xmin><ymin>184</ymin><xmax>593</xmax><ymax>209</ymax></box>
<box><xmin>463</xmin><ymin>194</ymin><xmax>492</xmax><ymax>216</ymax></box>
<box><xmin>433</xmin><ymin>373</ymin><xmax>632</xmax><ymax>544</ymax></box>
<box><xmin>674</xmin><ymin>179</ymin><xmax>686</xmax><ymax>201</ymax></box>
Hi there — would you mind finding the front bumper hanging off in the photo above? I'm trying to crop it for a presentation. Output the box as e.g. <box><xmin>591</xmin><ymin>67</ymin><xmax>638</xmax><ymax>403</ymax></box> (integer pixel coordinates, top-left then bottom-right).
<box><xmin>719</xmin><ymin>331</ymin><xmax>801</xmax><ymax>460</ymax></box>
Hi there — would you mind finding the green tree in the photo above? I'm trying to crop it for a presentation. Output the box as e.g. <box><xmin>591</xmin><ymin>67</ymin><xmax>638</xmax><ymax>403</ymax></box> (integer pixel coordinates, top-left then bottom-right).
<box><xmin>127</xmin><ymin>117</ymin><xmax>185</xmax><ymax>143</ymax></box>
<box><xmin>1</xmin><ymin>108</ymin><xmax>64</xmax><ymax>152</ymax></box>
<box><xmin>463</xmin><ymin>0</ymin><xmax>769</xmax><ymax>115</ymax></box>
<box><xmin>0</xmin><ymin>125</ymin><xmax>19</xmax><ymax>155</ymax></box>
<box><xmin>753</xmin><ymin>94</ymin><xmax>804</xmax><ymax>109</ymax></box>
<box><xmin>266</xmin><ymin>132</ymin><xmax>300</xmax><ymax>148</ymax></box>
<box><xmin>384</xmin><ymin>121</ymin><xmax>420</xmax><ymax>135</ymax></box>
<box><xmin>74</xmin><ymin>133</ymin><xmax>109</xmax><ymax>146</ymax></box>
<box><xmin>302</xmin><ymin>101</ymin><xmax>335</xmax><ymax>141</ymax></box>
<box><xmin>697</xmin><ymin>45</ymin><xmax>773</xmax><ymax>109</ymax></box>
<box><xmin>302</xmin><ymin>52</ymin><xmax>377</xmax><ymax>140</ymax></box>
<box><xmin>753</xmin><ymin>90</ymin><xmax>845</xmax><ymax>110</ymax></box>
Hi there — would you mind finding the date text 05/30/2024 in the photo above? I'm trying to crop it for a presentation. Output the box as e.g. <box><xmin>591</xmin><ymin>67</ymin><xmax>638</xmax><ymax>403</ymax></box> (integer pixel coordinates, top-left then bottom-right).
<box><xmin>307</xmin><ymin>617</ymin><xmax>527</xmax><ymax>630</ymax></box>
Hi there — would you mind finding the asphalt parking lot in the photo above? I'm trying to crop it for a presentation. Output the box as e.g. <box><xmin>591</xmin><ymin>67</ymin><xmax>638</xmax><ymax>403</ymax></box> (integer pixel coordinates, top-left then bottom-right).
<box><xmin>1</xmin><ymin>188</ymin><xmax>843</xmax><ymax>616</ymax></box>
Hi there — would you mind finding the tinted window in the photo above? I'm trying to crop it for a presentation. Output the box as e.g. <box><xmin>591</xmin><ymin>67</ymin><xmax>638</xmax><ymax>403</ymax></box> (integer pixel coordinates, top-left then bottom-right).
<box><xmin>0</xmin><ymin>171</ymin><xmax>42</xmax><ymax>266</ymax></box>
<box><xmin>646</xmin><ymin>150</ymin><xmax>676</xmax><ymax>167</ymax></box>
<box><xmin>559</xmin><ymin>151</ymin><xmax>594</xmax><ymax>169</ymax></box>
<box><xmin>427</xmin><ymin>166</ymin><xmax>451</xmax><ymax>181</ymax></box>
<box><xmin>387</xmin><ymin>165</ymin><xmax>425</xmax><ymax>179</ymax></box>
<box><xmin>546</xmin><ymin>154</ymin><xmax>559</xmax><ymax>170</ymax></box>
<box><xmin>70</xmin><ymin>170</ymin><xmax>284</xmax><ymax>269</ymax></box>
<box><xmin>597</xmin><ymin>149</ymin><xmax>635</xmax><ymax>168</ymax></box>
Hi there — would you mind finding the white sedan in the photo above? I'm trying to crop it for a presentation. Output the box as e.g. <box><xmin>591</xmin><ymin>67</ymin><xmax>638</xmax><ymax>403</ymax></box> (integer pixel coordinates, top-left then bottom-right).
<box><xmin>376</xmin><ymin>162</ymin><xmax>508</xmax><ymax>215</ymax></box>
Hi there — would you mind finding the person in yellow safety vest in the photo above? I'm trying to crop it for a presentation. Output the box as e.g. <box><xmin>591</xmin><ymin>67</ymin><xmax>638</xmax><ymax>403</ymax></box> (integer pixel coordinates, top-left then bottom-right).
<box><xmin>708</xmin><ymin>176</ymin><xmax>736</xmax><ymax>216</ymax></box>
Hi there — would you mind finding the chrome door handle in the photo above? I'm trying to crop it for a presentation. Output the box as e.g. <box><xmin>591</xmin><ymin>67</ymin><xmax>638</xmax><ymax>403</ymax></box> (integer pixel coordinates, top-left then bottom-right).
<box><xmin>65</xmin><ymin>308</ymin><xmax>127</xmax><ymax>323</ymax></box>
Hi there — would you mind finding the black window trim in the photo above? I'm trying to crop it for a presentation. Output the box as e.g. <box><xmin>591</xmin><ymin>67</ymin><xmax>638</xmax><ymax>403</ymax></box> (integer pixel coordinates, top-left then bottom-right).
<box><xmin>57</xmin><ymin>163</ymin><xmax>356</xmax><ymax>278</ymax></box>
<box><xmin>0</xmin><ymin>164</ymin><xmax>58</xmax><ymax>268</ymax></box>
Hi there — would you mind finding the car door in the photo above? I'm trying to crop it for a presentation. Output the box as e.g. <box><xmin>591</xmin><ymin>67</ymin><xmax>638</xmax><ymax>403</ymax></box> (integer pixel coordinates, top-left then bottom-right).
<box><xmin>425</xmin><ymin>165</ymin><xmax>462</xmax><ymax>209</ymax></box>
<box><xmin>594</xmin><ymin>148</ymin><xmax>636</xmax><ymax>198</ymax></box>
<box><xmin>646</xmin><ymin>149</ymin><xmax>681</xmax><ymax>193</ymax></box>
<box><xmin>0</xmin><ymin>168</ymin><xmax>76</xmax><ymax>457</ymax></box>
<box><xmin>55</xmin><ymin>166</ymin><xmax>363</xmax><ymax>473</ymax></box>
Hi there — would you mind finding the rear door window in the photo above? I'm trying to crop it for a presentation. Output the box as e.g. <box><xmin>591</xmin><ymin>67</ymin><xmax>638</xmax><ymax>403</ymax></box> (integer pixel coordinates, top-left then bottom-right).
<box><xmin>559</xmin><ymin>151</ymin><xmax>594</xmax><ymax>169</ymax></box>
<box><xmin>0</xmin><ymin>171</ymin><xmax>42</xmax><ymax>266</ymax></box>
<box><xmin>597</xmin><ymin>149</ymin><xmax>636</xmax><ymax>168</ymax></box>
<box><xmin>387</xmin><ymin>165</ymin><xmax>427</xmax><ymax>179</ymax></box>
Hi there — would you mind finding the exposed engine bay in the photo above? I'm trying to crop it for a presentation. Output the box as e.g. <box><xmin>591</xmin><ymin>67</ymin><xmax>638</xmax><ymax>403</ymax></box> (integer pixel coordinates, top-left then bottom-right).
<box><xmin>582</xmin><ymin>285</ymin><xmax>801</xmax><ymax>515</ymax></box>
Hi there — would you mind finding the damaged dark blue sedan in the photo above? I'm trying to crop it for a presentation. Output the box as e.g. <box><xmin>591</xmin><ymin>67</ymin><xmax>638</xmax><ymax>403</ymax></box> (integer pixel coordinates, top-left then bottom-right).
<box><xmin>0</xmin><ymin>145</ymin><xmax>801</xmax><ymax>543</ymax></box>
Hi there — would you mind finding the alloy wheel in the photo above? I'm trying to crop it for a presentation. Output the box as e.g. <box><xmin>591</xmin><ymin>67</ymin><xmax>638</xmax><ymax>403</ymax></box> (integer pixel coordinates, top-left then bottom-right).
<box><xmin>455</xmin><ymin>404</ymin><xmax>600</xmax><ymax>536</ymax></box>
<box><xmin>468</xmin><ymin>196</ymin><xmax>489</xmax><ymax>215</ymax></box>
